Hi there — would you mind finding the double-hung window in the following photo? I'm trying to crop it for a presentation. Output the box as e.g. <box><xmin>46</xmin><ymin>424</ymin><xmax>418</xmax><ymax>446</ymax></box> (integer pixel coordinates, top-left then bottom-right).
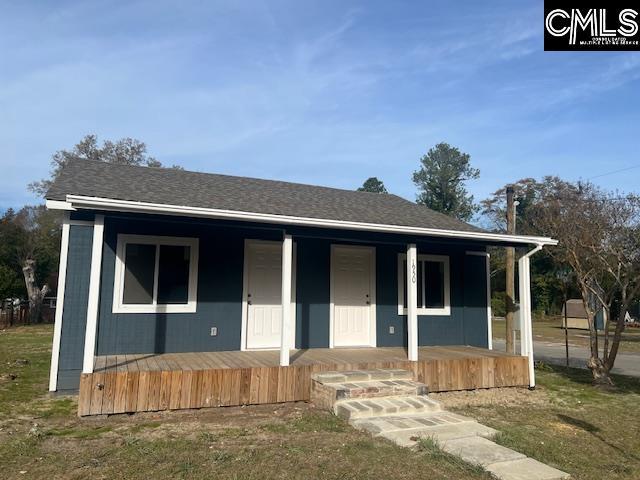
<box><xmin>397</xmin><ymin>254</ymin><xmax>450</xmax><ymax>316</ymax></box>
<box><xmin>113</xmin><ymin>234</ymin><xmax>199</xmax><ymax>313</ymax></box>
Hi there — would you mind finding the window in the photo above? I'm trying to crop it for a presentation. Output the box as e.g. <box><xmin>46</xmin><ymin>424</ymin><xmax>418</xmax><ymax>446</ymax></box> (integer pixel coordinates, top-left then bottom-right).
<box><xmin>397</xmin><ymin>254</ymin><xmax>450</xmax><ymax>316</ymax></box>
<box><xmin>113</xmin><ymin>235</ymin><xmax>199</xmax><ymax>313</ymax></box>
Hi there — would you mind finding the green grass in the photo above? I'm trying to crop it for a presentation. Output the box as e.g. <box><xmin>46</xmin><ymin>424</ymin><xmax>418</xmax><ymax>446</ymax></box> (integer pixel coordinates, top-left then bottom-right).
<box><xmin>0</xmin><ymin>325</ymin><xmax>74</xmax><ymax>418</ymax></box>
<box><xmin>452</xmin><ymin>364</ymin><xmax>640</xmax><ymax>479</ymax></box>
<box><xmin>2</xmin><ymin>324</ymin><xmax>639</xmax><ymax>479</ymax></box>
<box><xmin>0</xmin><ymin>324</ymin><xmax>491</xmax><ymax>480</ymax></box>
<box><xmin>416</xmin><ymin>437</ymin><xmax>488</xmax><ymax>476</ymax></box>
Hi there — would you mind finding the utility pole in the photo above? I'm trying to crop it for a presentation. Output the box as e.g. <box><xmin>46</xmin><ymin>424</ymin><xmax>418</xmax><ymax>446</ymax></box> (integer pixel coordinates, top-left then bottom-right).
<box><xmin>505</xmin><ymin>185</ymin><xmax>516</xmax><ymax>354</ymax></box>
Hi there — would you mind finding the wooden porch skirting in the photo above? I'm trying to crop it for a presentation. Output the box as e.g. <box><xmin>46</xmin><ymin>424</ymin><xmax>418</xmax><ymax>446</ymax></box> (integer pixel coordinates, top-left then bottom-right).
<box><xmin>78</xmin><ymin>346</ymin><xmax>529</xmax><ymax>416</ymax></box>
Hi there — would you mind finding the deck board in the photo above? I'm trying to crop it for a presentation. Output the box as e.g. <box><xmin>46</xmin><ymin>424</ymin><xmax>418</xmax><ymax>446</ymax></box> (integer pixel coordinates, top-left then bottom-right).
<box><xmin>95</xmin><ymin>346</ymin><xmax>522</xmax><ymax>373</ymax></box>
<box><xmin>79</xmin><ymin>346</ymin><xmax>529</xmax><ymax>416</ymax></box>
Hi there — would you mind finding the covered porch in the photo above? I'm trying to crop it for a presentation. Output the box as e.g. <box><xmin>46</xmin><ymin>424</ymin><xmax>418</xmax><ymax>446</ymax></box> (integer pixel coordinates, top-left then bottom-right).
<box><xmin>78</xmin><ymin>345</ymin><xmax>529</xmax><ymax>416</ymax></box>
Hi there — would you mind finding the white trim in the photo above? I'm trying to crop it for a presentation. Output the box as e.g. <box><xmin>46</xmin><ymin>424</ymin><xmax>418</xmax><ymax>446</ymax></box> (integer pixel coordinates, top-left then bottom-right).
<box><xmin>518</xmin><ymin>244</ymin><xmax>543</xmax><ymax>388</ymax></box>
<box><xmin>82</xmin><ymin>215</ymin><xmax>105</xmax><ymax>374</ymax></box>
<box><xmin>397</xmin><ymin>253</ymin><xmax>451</xmax><ymax>316</ymax></box>
<box><xmin>465</xmin><ymin>251</ymin><xmax>493</xmax><ymax>350</ymax></box>
<box><xmin>329</xmin><ymin>248</ymin><xmax>334</xmax><ymax>348</ymax></box>
<box><xmin>48</xmin><ymin>212</ymin><xmax>71</xmax><ymax>391</ymax></box>
<box><xmin>240</xmin><ymin>239</ymin><xmax>297</xmax><ymax>351</ymax></box>
<box><xmin>329</xmin><ymin>244</ymin><xmax>377</xmax><ymax>348</ymax></box>
<box><xmin>280</xmin><ymin>234</ymin><xmax>293</xmax><ymax>366</ymax></box>
<box><xmin>485</xmin><ymin>253</ymin><xmax>493</xmax><ymax>350</ymax></box>
<box><xmin>60</xmin><ymin>195</ymin><xmax>558</xmax><ymax>246</ymax></box>
<box><xmin>46</xmin><ymin>199</ymin><xmax>75</xmax><ymax>211</ymax></box>
<box><xmin>112</xmin><ymin>234</ymin><xmax>199</xmax><ymax>314</ymax></box>
<box><xmin>406</xmin><ymin>244</ymin><xmax>418</xmax><ymax>361</ymax></box>
<box><xmin>292</xmin><ymin>242</ymin><xmax>297</xmax><ymax>347</ymax></box>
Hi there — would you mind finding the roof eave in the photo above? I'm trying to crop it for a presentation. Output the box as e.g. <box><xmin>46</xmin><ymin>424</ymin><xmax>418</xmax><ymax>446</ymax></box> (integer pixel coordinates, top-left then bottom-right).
<box><xmin>47</xmin><ymin>195</ymin><xmax>558</xmax><ymax>247</ymax></box>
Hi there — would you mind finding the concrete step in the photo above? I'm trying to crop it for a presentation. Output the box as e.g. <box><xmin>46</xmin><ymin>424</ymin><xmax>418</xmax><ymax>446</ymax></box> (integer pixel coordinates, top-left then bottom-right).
<box><xmin>310</xmin><ymin>369</ymin><xmax>425</xmax><ymax>411</ymax></box>
<box><xmin>335</xmin><ymin>395</ymin><xmax>441</xmax><ymax>421</ymax></box>
<box><xmin>312</xmin><ymin>368</ymin><xmax>414</xmax><ymax>384</ymax></box>
<box><xmin>317</xmin><ymin>378</ymin><xmax>428</xmax><ymax>403</ymax></box>
<box><xmin>351</xmin><ymin>411</ymin><xmax>499</xmax><ymax>448</ymax></box>
<box><xmin>486</xmin><ymin>457</ymin><xmax>571</xmax><ymax>480</ymax></box>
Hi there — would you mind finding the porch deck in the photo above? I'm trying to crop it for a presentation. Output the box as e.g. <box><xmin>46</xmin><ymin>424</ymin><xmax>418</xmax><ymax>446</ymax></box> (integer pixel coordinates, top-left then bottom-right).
<box><xmin>78</xmin><ymin>346</ymin><xmax>529</xmax><ymax>416</ymax></box>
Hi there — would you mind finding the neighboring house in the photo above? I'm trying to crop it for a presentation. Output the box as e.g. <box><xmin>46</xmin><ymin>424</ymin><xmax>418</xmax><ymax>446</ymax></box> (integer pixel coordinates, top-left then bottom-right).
<box><xmin>45</xmin><ymin>160</ymin><xmax>556</xmax><ymax>416</ymax></box>
<box><xmin>561</xmin><ymin>299</ymin><xmax>605</xmax><ymax>330</ymax></box>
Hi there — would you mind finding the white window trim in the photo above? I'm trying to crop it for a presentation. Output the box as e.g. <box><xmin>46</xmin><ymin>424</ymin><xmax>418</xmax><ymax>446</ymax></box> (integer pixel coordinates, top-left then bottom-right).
<box><xmin>397</xmin><ymin>253</ymin><xmax>450</xmax><ymax>316</ymax></box>
<box><xmin>113</xmin><ymin>234</ymin><xmax>199</xmax><ymax>314</ymax></box>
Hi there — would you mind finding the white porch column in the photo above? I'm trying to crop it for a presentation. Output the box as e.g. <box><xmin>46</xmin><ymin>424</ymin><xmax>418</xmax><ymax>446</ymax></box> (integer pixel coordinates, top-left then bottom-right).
<box><xmin>82</xmin><ymin>215</ymin><xmax>105</xmax><ymax>374</ymax></box>
<box><xmin>280</xmin><ymin>234</ymin><xmax>293</xmax><ymax>366</ymax></box>
<box><xmin>485</xmin><ymin>253</ymin><xmax>493</xmax><ymax>350</ymax></box>
<box><xmin>48</xmin><ymin>212</ymin><xmax>71</xmax><ymax>391</ymax></box>
<box><xmin>407</xmin><ymin>243</ymin><xmax>418</xmax><ymax>361</ymax></box>
<box><xmin>518</xmin><ymin>253</ymin><xmax>535</xmax><ymax>387</ymax></box>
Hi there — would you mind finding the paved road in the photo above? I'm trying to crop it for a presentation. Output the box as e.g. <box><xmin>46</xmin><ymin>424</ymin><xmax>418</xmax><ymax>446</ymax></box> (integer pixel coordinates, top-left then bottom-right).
<box><xmin>493</xmin><ymin>339</ymin><xmax>640</xmax><ymax>377</ymax></box>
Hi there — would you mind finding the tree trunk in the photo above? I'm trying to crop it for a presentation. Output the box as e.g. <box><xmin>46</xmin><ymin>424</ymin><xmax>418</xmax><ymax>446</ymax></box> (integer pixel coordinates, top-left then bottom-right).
<box><xmin>605</xmin><ymin>304</ymin><xmax>630</xmax><ymax>373</ymax></box>
<box><xmin>21</xmin><ymin>258</ymin><xmax>49</xmax><ymax>324</ymax></box>
<box><xmin>587</xmin><ymin>355</ymin><xmax>613</xmax><ymax>386</ymax></box>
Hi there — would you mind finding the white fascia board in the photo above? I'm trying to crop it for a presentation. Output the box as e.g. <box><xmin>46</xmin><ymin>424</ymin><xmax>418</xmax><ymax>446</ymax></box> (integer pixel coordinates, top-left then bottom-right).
<box><xmin>62</xmin><ymin>194</ymin><xmax>558</xmax><ymax>247</ymax></box>
<box><xmin>46</xmin><ymin>199</ymin><xmax>75</xmax><ymax>211</ymax></box>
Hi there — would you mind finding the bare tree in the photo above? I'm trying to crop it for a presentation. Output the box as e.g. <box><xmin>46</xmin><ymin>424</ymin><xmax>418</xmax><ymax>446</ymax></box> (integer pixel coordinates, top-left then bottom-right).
<box><xmin>1</xmin><ymin>206</ymin><xmax>61</xmax><ymax>323</ymax></box>
<box><xmin>533</xmin><ymin>180</ymin><xmax>640</xmax><ymax>385</ymax></box>
<box><xmin>29</xmin><ymin>134</ymin><xmax>181</xmax><ymax>197</ymax></box>
<box><xmin>16</xmin><ymin>135</ymin><xmax>182</xmax><ymax>322</ymax></box>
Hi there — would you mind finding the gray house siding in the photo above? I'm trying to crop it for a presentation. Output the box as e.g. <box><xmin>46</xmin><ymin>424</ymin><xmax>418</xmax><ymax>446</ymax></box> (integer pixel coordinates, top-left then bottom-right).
<box><xmin>56</xmin><ymin>213</ymin><xmax>490</xmax><ymax>390</ymax></box>
<box><xmin>463</xmin><ymin>253</ymin><xmax>490</xmax><ymax>346</ymax></box>
<box><xmin>295</xmin><ymin>238</ymin><xmax>331</xmax><ymax>349</ymax></box>
<box><xmin>56</xmin><ymin>224</ymin><xmax>93</xmax><ymax>391</ymax></box>
<box><xmin>93</xmin><ymin>214</ymin><xmax>489</xmax><ymax>354</ymax></box>
<box><xmin>96</xmin><ymin>216</ymin><xmax>264</xmax><ymax>355</ymax></box>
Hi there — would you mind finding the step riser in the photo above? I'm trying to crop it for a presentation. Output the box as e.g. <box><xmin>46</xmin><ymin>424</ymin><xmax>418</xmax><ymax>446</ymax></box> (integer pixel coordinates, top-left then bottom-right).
<box><xmin>336</xmin><ymin>384</ymin><xmax>428</xmax><ymax>399</ymax></box>
<box><xmin>310</xmin><ymin>368</ymin><xmax>439</xmax><ymax>418</ymax></box>
<box><xmin>334</xmin><ymin>397</ymin><xmax>441</xmax><ymax>421</ymax></box>
<box><xmin>312</xmin><ymin>381</ymin><xmax>428</xmax><ymax>407</ymax></box>
<box><xmin>311</xmin><ymin>369</ymin><xmax>414</xmax><ymax>384</ymax></box>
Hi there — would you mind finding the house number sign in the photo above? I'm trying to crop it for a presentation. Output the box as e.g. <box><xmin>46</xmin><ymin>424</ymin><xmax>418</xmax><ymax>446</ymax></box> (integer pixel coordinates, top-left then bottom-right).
<box><xmin>411</xmin><ymin>259</ymin><xmax>417</xmax><ymax>283</ymax></box>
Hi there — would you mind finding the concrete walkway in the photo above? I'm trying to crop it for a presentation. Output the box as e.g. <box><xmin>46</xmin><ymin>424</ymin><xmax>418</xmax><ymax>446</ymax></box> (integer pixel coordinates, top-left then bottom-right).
<box><xmin>352</xmin><ymin>410</ymin><xmax>569</xmax><ymax>480</ymax></box>
<box><xmin>311</xmin><ymin>369</ymin><xmax>570</xmax><ymax>480</ymax></box>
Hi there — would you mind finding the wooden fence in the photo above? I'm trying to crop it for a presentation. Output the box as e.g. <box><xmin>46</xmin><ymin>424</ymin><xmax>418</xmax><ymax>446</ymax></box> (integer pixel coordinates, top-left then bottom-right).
<box><xmin>0</xmin><ymin>299</ymin><xmax>55</xmax><ymax>328</ymax></box>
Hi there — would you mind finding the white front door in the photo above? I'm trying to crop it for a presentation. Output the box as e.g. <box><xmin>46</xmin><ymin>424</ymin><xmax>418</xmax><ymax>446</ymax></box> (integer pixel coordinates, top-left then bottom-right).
<box><xmin>332</xmin><ymin>245</ymin><xmax>375</xmax><ymax>347</ymax></box>
<box><xmin>245</xmin><ymin>241</ymin><xmax>283</xmax><ymax>350</ymax></box>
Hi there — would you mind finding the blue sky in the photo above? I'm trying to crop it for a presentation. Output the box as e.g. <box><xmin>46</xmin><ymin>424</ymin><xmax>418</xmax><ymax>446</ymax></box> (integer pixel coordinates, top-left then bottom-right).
<box><xmin>1</xmin><ymin>0</ymin><xmax>639</xmax><ymax>213</ymax></box>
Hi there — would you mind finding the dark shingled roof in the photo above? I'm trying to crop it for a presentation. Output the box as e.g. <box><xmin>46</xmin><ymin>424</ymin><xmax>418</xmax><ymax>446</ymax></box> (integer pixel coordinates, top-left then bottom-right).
<box><xmin>46</xmin><ymin>159</ymin><xmax>486</xmax><ymax>233</ymax></box>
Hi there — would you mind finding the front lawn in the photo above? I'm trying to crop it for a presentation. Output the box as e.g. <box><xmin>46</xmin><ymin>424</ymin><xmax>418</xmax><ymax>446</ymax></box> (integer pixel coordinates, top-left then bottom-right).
<box><xmin>0</xmin><ymin>324</ymin><xmax>489</xmax><ymax>480</ymax></box>
<box><xmin>1</xmin><ymin>324</ymin><xmax>639</xmax><ymax>479</ymax></box>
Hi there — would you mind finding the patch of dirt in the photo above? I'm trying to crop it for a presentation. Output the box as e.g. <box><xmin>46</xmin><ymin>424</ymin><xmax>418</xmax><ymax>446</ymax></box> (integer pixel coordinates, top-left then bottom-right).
<box><xmin>431</xmin><ymin>387</ymin><xmax>549</xmax><ymax>409</ymax></box>
<box><xmin>548</xmin><ymin>421</ymin><xmax>581</xmax><ymax>435</ymax></box>
<box><xmin>0</xmin><ymin>373</ymin><xmax>18</xmax><ymax>382</ymax></box>
<box><xmin>75</xmin><ymin>402</ymin><xmax>311</xmax><ymax>434</ymax></box>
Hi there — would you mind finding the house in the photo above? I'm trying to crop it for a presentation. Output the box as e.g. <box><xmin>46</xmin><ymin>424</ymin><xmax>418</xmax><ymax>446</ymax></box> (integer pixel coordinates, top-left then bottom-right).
<box><xmin>45</xmin><ymin>160</ymin><xmax>557</xmax><ymax>416</ymax></box>
<box><xmin>561</xmin><ymin>299</ymin><xmax>605</xmax><ymax>330</ymax></box>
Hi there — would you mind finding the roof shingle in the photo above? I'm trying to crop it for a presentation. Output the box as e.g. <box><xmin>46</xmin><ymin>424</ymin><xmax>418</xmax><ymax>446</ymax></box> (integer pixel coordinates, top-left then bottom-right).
<box><xmin>46</xmin><ymin>159</ymin><xmax>485</xmax><ymax>233</ymax></box>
